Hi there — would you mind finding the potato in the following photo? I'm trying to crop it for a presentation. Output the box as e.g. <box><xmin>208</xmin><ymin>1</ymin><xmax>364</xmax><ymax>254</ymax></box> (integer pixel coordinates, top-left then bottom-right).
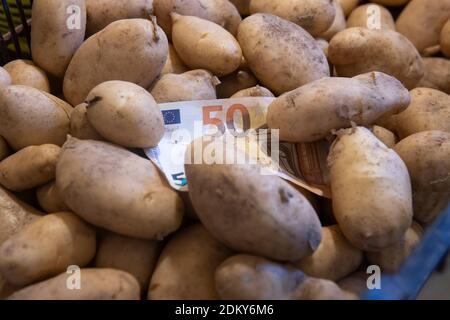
<box><xmin>230</xmin><ymin>85</ymin><xmax>274</xmax><ymax>98</ymax></box>
<box><xmin>441</xmin><ymin>20</ymin><xmax>450</xmax><ymax>58</ymax></box>
<box><xmin>372</xmin><ymin>126</ymin><xmax>398</xmax><ymax>148</ymax></box>
<box><xmin>230</xmin><ymin>0</ymin><xmax>250</xmax><ymax>15</ymax></box>
<box><xmin>417</xmin><ymin>58</ymin><xmax>450</xmax><ymax>94</ymax></box>
<box><xmin>0</xmin><ymin>212</ymin><xmax>96</xmax><ymax>286</ymax></box>
<box><xmin>70</xmin><ymin>103</ymin><xmax>104</xmax><ymax>141</ymax></box>
<box><xmin>249</xmin><ymin>0</ymin><xmax>336</xmax><ymax>37</ymax></box>
<box><xmin>238</xmin><ymin>13</ymin><xmax>330</xmax><ymax>95</ymax></box>
<box><xmin>56</xmin><ymin>137</ymin><xmax>184</xmax><ymax>239</ymax></box>
<box><xmin>337</xmin><ymin>0</ymin><xmax>360</xmax><ymax>17</ymax></box>
<box><xmin>0</xmin><ymin>67</ymin><xmax>11</xmax><ymax>87</ymax></box>
<box><xmin>86</xmin><ymin>0</ymin><xmax>153</xmax><ymax>36</ymax></box>
<box><xmin>8</xmin><ymin>269</ymin><xmax>140</xmax><ymax>300</ymax></box>
<box><xmin>396</xmin><ymin>0</ymin><xmax>450</xmax><ymax>53</ymax></box>
<box><xmin>337</xmin><ymin>271</ymin><xmax>368</xmax><ymax>297</ymax></box>
<box><xmin>185</xmin><ymin>140</ymin><xmax>322</xmax><ymax>262</ymax></box>
<box><xmin>0</xmin><ymin>186</ymin><xmax>43</xmax><ymax>245</ymax></box>
<box><xmin>371</xmin><ymin>0</ymin><xmax>410</xmax><ymax>6</ymax></box>
<box><xmin>216</xmin><ymin>66</ymin><xmax>258</xmax><ymax>98</ymax></box>
<box><xmin>394</xmin><ymin>131</ymin><xmax>450</xmax><ymax>224</ymax></box>
<box><xmin>319</xmin><ymin>1</ymin><xmax>346</xmax><ymax>41</ymax></box>
<box><xmin>382</xmin><ymin>88</ymin><xmax>450</xmax><ymax>139</ymax></box>
<box><xmin>0</xmin><ymin>136</ymin><xmax>10</xmax><ymax>161</ymax></box>
<box><xmin>154</xmin><ymin>0</ymin><xmax>242</xmax><ymax>37</ymax></box>
<box><xmin>148</xmin><ymin>224</ymin><xmax>232</xmax><ymax>300</ymax></box>
<box><xmin>329</xmin><ymin>127</ymin><xmax>413</xmax><ymax>251</ymax></box>
<box><xmin>347</xmin><ymin>4</ymin><xmax>395</xmax><ymax>31</ymax></box>
<box><xmin>328</xmin><ymin>28</ymin><xmax>424</xmax><ymax>89</ymax></box>
<box><xmin>3</xmin><ymin>60</ymin><xmax>50</xmax><ymax>92</ymax></box>
<box><xmin>267</xmin><ymin>72</ymin><xmax>410</xmax><ymax>143</ymax></box>
<box><xmin>161</xmin><ymin>44</ymin><xmax>188</xmax><ymax>76</ymax></box>
<box><xmin>0</xmin><ymin>144</ymin><xmax>60</xmax><ymax>192</ymax></box>
<box><xmin>295</xmin><ymin>225</ymin><xmax>363</xmax><ymax>281</ymax></box>
<box><xmin>215</xmin><ymin>255</ymin><xmax>353</xmax><ymax>300</ymax></box>
<box><xmin>31</xmin><ymin>0</ymin><xmax>86</xmax><ymax>77</ymax></box>
<box><xmin>366</xmin><ymin>223</ymin><xmax>423</xmax><ymax>273</ymax></box>
<box><xmin>63</xmin><ymin>18</ymin><xmax>168</xmax><ymax>106</ymax></box>
<box><xmin>150</xmin><ymin>70</ymin><xmax>219</xmax><ymax>103</ymax></box>
<box><xmin>171</xmin><ymin>14</ymin><xmax>242</xmax><ymax>77</ymax></box>
<box><xmin>95</xmin><ymin>232</ymin><xmax>160</xmax><ymax>293</ymax></box>
<box><xmin>85</xmin><ymin>81</ymin><xmax>164</xmax><ymax>148</ymax></box>
<box><xmin>0</xmin><ymin>275</ymin><xmax>19</xmax><ymax>299</ymax></box>
<box><xmin>0</xmin><ymin>85</ymin><xmax>70</xmax><ymax>151</ymax></box>
<box><xmin>36</xmin><ymin>181</ymin><xmax>70</xmax><ymax>213</ymax></box>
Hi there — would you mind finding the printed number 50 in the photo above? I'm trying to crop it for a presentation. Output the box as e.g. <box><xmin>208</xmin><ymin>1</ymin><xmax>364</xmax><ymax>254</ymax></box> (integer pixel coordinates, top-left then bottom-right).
<box><xmin>203</xmin><ymin>104</ymin><xmax>250</xmax><ymax>136</ymax></box>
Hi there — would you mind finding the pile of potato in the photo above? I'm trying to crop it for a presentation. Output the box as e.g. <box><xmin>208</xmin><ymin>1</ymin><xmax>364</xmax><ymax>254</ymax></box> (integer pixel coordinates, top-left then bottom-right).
<box><xmin>0</xmin><ymin>0</ymin><xmax>449</xmax><ymax>300</ymax></box>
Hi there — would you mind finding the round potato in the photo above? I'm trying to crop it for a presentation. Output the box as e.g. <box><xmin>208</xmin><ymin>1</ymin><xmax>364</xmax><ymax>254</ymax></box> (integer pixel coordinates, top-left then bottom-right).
<box><xmin>3</xmin><ymin>59</ymin><xmax>50</xmax><ymax>92</ymax></box>
<box><xmin>85</xmin><ymin>81</ymin><xmax>164</xmax><ymax>148</ymax></box>
<box><xmin>63</xmin><ymin>18</ymin><xmax>168</xmax><ymax>106</ymax></box>
<box><xmin>0</xmin><ymin>85</ymin><xmax>70</xmax><ymax>150</ymax></box>
<box><xmin>230</xmin><ymin>85</ymin><xmax>274</xmax><ymax>98</ymax></box>
<box><xmin>55</xmin><ymin>137</ymin><xmax>184</xmax><ymax>240</ymax></box>
<box><xmin>31</xmin><ymin>0</ymin><xmax>86</xmax><ymax>77</ymax></box>
<box><xmin>0</xmin><ymin>212</ymin><xmax>96</xmax><ymax>286</ymax></box>
<box><xmin>267</xmin><ymin>72</ymin><xmax>410</xmax><ymax>142</ymax></box>
<box><xmin>329</xmin><ymin>127</ymin><xmax>413</xmax><ymax>251</ymax></box>
<box><xmin>95</xmin><ymin>232</ymin><xmax>160</xmax><ymax>293</ymax></box>
<box><xmin>328</xmin><ymin>28</ymin><xmax>424</xmax><ymax>89</ymax></box>
<box><xmin>69</xmin><ymin>103</ymin><xmax>104</xmax><ymax>141</ymax></box>
<box><xmin>36</xmin><ymin>181</ymin><xmax>70</xmax><ymax>213</ymax></box>
<box><xmin>171</xmin><ymin>14</ymin><xmax>242</xmax><ymax>77</ymax></box>
<box><xmin>417</xmin><ymin>58</ymin><xmax>450</xmax><ymax>94</ymax></box>
<box><xmin>347</xmin><ymin>4</ymin><xmax>395</xmax><ymax>30</ymax></box>
<box><xmin>0</xmin><ymin>67</ymin><xmax>11</xmax><ymax>87</ymax></box>
<box><xmin>8</xmin><ymin>269</ymin><xmax>140</xmax><ymax>300</ymax></box>
<box><xmin>372</xmin><ymin>126</ymin><xmax>398</xmax><ymax>148</ymax></box>
<box><xmin>295</xmin><ymin>225</ymin><xmax>363</xmax><ymax>281</ymax></box>
<box><xmin>148</xmin><ymin>224</ymin><xmax>232</xmax><ymax>300</ymax></box>
<box><xmin>238</xmin><ymin>13</ymin><xmax>330</xmax><ymax>95</ymax></box>
<box><xmin>161</xmin><ymin>44</ymin><xmax>188</xmax><ymax>75</ymax></box>
<box><xmin>150</xmin><ymin>70</ymin><xmax>219</xmax><ymax>103</ymax></box>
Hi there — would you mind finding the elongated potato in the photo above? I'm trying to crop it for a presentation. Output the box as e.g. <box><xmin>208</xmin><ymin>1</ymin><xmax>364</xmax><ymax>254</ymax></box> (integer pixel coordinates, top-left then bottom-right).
<box><xmin>238</xmin><ymin>13</ymin><xmax>330</xmax><ymax>95</ymax></box>
<box><xmin>31</xmin><ymin>0</ymin><xmax>86</xmax><ymax>77</ymax></box>
<box><xmin>396</xmin><ymin>0</ymin><xmax>450</xmax><ymax>53</ymax></box>
<box><xmin>366</xmin><ymin>223</ymin><xmax>423</xmax><ymax>273</ymax></box>
<box><xmin>0</xmin><ymin>86</ymin><xmax>70</xmax><ymax>150</ymax></box>
<box><xmin>0</xmin><ymin>186</ymin><xmax>43</xmax><ymax>245</ymax></box>
<box><xmin>154</xmin><ymin>0</ymin><xmax>241</xmax><ymax>37</ymax></box>
<box><xmin>417</xmin><ymin>58</ymin><xmax>450</xmax><ymax>94</ymax></box>
<box><xmin>0</xmin><ymin>136</ymin><xmax>10</xmax><ymax>161</ymax></box>
<box><xmin>149</xmin><ymin>224</ymin><xmax>232</xmax><ymax>300</ymax></box>
<box><xmin>394</xmin><ymin>131</ymin><xmax>450</xmax><ymax>224</ymax></box>
<box><xmin>319</xmin><ymin>0</ymin><xmax>346</xmax><ymax>41</ymax></box>
<box><xmin>0</xmin><ymin>212</ymin><xmax>96</xmax><ymax>286</ymax></box>
<box><xmin>86</xmin><ymin>0</ymin><xmax>153</xmax><ymax>35</ymax></box>
<box><xmin>85</xmin><ymin>81</ymin><xmax>164</xmax><ymax>148</ymax></box>
<box><xmin>441</xmin><ymin>20</ymin><xmax>450</xmax><ymax>58</ymax></box>
<box><xmin>230</xmin><ymin>85</ymin><xmax>274</xmax><ymax>98</ymax></box>
<box><xmin>372</xmin><ymin>126</ymin><xmax>397</xmax><ymax>148</ymax></box>
<box><xmin>95</xmin><ymin>232</ymin><xmax>160</xmax><ymax>293</ymax></box>
<box><xmin>56</xmin><ymin>137</ymin><xmax>184</xmax><ymax>239</ymax></box>
<box><xmin>215</xmin><ymin>255</ymin><xmax>353</xmax><ymax>300</ymax></box>
<box><xmin>295</xmin><ymin>225</ymin><xmax>363</xmax><ymax>281</ymax></box>
<box><xmin>36</xmin><ymin>181</ymin><xmax>70</xmax><ymax>213</ymax></box>
<box><xmin>185</xmin><ymin>140</ymin><xmax>322</xmax><ymax>262</ymax></box>
<box><xmin>63</xmin><ymin>18</ymin><xmax>168</xmax><ymax>106</ymax></box>
<box><xmin>329</xmin><ymin>127</ymin><xmax>413</xmax><ymax>251</ymax></box>
<box><xmin>0</xmin><ymin>144</ymin><xmax>60</xmax><ymax>192</ymax></box>
<box><xmin>150</xmin><ymin>70</ymin><xmax>219</xmax><ymax>103</ymax></box>
<box><xmin>0</xmin><ymin>67</ymin><xmax>11</xmax><ymax>87</ymax></box>
<box><xmin>171</xmin><ymin>14</ymin><xmax>242</xmax><ymax>77</ymax></box>
<box><xmin>329</xmin><ymin>28</ymin><xmax>424</xmax><ymax>89</ymax></box>
<box><xmin>267</xmin><ymin>72</ymin><xmax>410</xmax><ymax>142</ymax></box>
<box><xmin>3</xmin><ymin>60</ymin><xmax>50</xmax><ymax>92</ymax></box>
<box><xmin>161</xmin><ymin>44</ymin><xmax>188</xmax><ymax>75</ymax></box>
<box><xmin>347</xmin><ymin>4</ymin><xmax>395</xmax><ymax>30</ymax></box>
<box><xmin>70</xmin><ymin>104</ymin><xmax>104</xmax><ymax>141</ymax></box>
<box><xmin>8</xmin><ymin>269</ymin><xmax>140</xmax><ymax>300</ymax></box>
<box><xmin>249</xmin><ymin>0</ymin><xmax>336</xmax><ymax>37</ymax></box>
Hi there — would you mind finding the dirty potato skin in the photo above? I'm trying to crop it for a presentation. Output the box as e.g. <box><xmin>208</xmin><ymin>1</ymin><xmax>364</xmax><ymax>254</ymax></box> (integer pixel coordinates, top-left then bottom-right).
<box><xmin>0</xmin><ymin>144</ymin><xmax>60</xmax><ymax>192</ymax></box>
<box><xmin>0</xmin><ymin>85</ymin><xmax>70</xmax><ymax>151</ymax></box>
<box><xmin>63</xmin><ymin>18</ymin><xmax>168</xmax><ymax>106</ymax></box>
<box><xmin>0</xmin><ymin>212</ymin><xmax>96</xmax><ymax>286</ymax></box>
<box><xmin>328</xmin><ymin>28</ymin><xmax>424</xmax><ymax>89</ymax></box>
<box><xmin>417</xmin><ymin>58</ymin><xmax>450</xmax><ymax>94</ymax></box>
<box><xmin>3</xmin><ymin>59</ymin><xmax>50</xmax><ymax>92</ymax></box>
<box><xmin>185</xmin><ymin>140</ymin><xmax>322</xmax><ymax>262</ymax></box>
<box><xmin>31</xmin><ymin>0</ymin><xmax>86</xmax><ymax>78</ymax></box>
<box><xmin>267</xmin><ymin>72</ymin><xmax>410</xmax><ymax>142</ymax></box>
<box><xmin>85</xmin><ymin>81</ymin><xmax>164</xmax><ymax>148</ymax></box>
<box><xmin>7</xmin><ymin>269</ymin><xmax>140</xmax><ymax>300</ymax></box>
<box><xmin>329</xmin><ymin>127</ymin><xmax>413</xmax><ymax>251</ymax></box>
<box><xmin>238</xmin><ymin>13</ymin><xmax>330</xmax><ymax>95</ymax></box>
<box><xmin>148</xmin><ymin>224</ymin><xmax>232</xmax><ymax>300</ymax></box>
<box><xmin>56</xmin><ymin>137</ymin><xmax>184</xmax><ymax>240</ymax></box>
